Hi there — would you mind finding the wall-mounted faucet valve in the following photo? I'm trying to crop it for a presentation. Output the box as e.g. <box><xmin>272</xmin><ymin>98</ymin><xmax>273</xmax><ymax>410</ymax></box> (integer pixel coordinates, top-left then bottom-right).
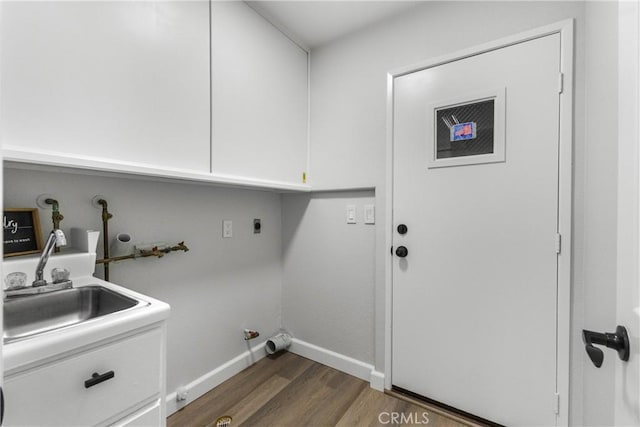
<box><xmin>243</xmin><ymin>329</ymin><xmax>260</xmax><ymax>340</ymax></box>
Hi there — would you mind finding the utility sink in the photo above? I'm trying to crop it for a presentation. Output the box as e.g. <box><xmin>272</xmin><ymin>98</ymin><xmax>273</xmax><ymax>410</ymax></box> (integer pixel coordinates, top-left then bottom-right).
<box><xmin>4</xmin><ymin>285</ymin><xmax>147</xmax><ymax>343</ymax></box>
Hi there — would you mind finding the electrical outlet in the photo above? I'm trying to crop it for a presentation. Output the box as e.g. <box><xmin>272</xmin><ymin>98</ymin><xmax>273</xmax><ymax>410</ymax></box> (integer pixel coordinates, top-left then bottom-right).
<box><xmin>222</xmin><ymin>220</ymin><xmax>233</xmax><ymax>238</ymax></box>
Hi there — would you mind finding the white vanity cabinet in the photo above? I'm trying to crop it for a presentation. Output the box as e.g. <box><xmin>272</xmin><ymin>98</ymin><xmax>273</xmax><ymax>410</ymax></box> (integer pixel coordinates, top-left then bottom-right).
<box><xmin>0</xmin><ymin>1</ymin><xmax>211</xmax><ymax>174</ymax></box>
<box><xmin>4</xmin><ymin>325</ymin><xmax>167</xmax><ymax>427</ymax></box>
<box><xmin>210</xmin><ymin>2</ymin><xmax>309</xmax><ymax>186</ymax></box>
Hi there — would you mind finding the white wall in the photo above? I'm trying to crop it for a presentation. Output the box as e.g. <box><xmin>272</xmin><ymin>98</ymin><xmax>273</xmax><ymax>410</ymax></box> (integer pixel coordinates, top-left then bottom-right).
<box><xmin>301</xmin><ymin>1</ymin><xmax>619</xmax><ymax>425</ymax></box>
<box><xmin>282</xmin><ymin>191</ymin><xmax>375</xmax><ymax>363</ymax></box>
<box><xmin>3</xmin><ymin>167</ymin><xmax>283</xmax><ymax>401</ymax></box>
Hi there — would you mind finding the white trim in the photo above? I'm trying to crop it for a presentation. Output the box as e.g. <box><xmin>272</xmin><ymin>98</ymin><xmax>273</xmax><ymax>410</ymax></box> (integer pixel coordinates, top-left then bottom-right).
<box><xmin>369</xmin><ymin>370</ymin><xmax>385</xmax><ymax>392</ymax></box>
<box><xmin>306</xmin><ymin>48</ymin><xmax>311</xmax><ymax>185</ymax></box>
<box><xmin>3</xmin><ymin>146</ymin><xmax>311</xmax><ymax>193</ymax></box>
<box><xmin>555</xmin><ymin>18</ymin><xmax>574</xmax><ymax>427</ymax></box>
<box><xmin>384</xmin><ymin>19</ymin><xmax>574</xmax><ymax>425</ymax></box>
<box><xmin>309</xmin><ymin>185</ymin><xmax>376</xmax><ymax>193</ymax></box>
<box><xmin>288</xmin><ymin>338</ymin><xmax>376</xmax><ymax>385</ymax></box>
<box><xmin>165</xmin><ymin>338</ymin><xmax>384</xmax><ymax>416</ymax></box>
<box><xmin>384</xmin><ymin>72</ymin><xmax>395</xmax><ymax>391</ymax></box>
<box><xmin>165</xmin><ymin>342</ymin><xmax>267</xmax><ymax>416</ymax></box>
<box><xmin>389</xmin><ymin>19</ymin><xmax>574</xmax><ymax>78</ymax></box>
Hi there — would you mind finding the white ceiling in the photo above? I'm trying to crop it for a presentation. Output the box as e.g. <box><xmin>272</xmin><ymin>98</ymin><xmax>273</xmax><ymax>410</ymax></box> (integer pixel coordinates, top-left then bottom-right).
<box><xmin>246</xmin><ymin>1</ymin><xmax>422</xmax><ymax>49</ymax></box>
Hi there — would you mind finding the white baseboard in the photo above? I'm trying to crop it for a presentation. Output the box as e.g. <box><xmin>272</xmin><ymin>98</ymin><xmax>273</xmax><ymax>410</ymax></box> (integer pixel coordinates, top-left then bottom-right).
<box><xmin>369</xmin><ymin>370</ymin><xmax>385</xmax><ymax>392</ymax></box>
<box><xmin>289</xmin><ymin>338</ymin><xmax>384</xmax><ymax>389</ymax></box>
<box><xmin>166</xmin><ymin>339</ymin><xmax>387</xmax><ymax>416</ymax></box>
<box><xmin>166</xmin><ymin>342</ymin><xmax>266</xmax><ymax>416</ymax></box>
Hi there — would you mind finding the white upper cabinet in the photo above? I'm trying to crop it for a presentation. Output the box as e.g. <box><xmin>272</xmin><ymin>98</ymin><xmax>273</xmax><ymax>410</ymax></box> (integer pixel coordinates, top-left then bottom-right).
<box><xmin>0</xmin><ymin>1</ymin><xmax>309</xmax><ymax>191</ymax></box>
<box><xmin>210</xmin><ymin>2</ymin><xmax>309</xmax><ymax>186</ymax></box>
<box><xmin>0</xmin><ymin>1</ymin><xmax>210</xmax><ymax>173</ymax></box>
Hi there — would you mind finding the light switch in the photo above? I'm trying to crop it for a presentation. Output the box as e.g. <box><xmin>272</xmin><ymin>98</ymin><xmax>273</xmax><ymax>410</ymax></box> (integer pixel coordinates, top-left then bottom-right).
<box><xmin>223</xmin><ymin>220</ymin><xmax>233</xmax><ymax>238</ymax></box>
<box><xmin>346</xmin><ymin>205</ymin><xmax>357</xmax><ymax>224</ymax></box>
<box><xmin>364</xmin><ymin>204</ymin><xmax>375</xmax><ymax>224</ymax></box>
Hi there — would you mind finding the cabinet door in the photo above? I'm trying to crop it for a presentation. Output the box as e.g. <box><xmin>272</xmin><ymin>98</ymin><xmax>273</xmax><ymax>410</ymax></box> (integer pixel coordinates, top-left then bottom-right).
<box><xmin>4</xmin><ymin>329</ymin><xmax>162</xmax><ymax>427</ymax></box>
<box><xmin>0</xmin><ymin>1</ymin><xmax>210</xmax><ymax>173</ymax></box>
<box><xmin>211</xmin><ymin>2</ymin><xmax>309</xmax><ymax>185</ymax></box>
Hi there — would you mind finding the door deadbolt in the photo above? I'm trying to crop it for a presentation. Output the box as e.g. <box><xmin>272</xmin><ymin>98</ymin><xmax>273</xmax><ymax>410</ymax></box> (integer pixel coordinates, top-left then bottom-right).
<box><xmin>395</xmin><ymin>246</ymin><xmax>408</xmax><ymax>258</ymax></box>
<box><xmin>397</xmin><ymin>224</ymin><xmax>408</xmax><ymax>235</ymax></box>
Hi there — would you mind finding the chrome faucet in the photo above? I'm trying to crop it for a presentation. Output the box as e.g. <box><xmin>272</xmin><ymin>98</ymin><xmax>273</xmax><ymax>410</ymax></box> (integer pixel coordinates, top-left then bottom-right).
<box><xmin>33</xmin><ymin>229</ymin><xmax>67</xmax><ymax>287</ymax></box>
<box><xmin>4</xmin><ymin>229</ymin><xmax>72</xmax><ymax>299</ymax></box>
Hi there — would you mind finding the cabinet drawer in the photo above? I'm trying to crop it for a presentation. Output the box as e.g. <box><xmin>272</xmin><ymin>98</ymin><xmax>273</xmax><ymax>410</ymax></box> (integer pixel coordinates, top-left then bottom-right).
<box><xmin>4</xmin><ymin>328</ymin><xmax>162</xmax><ymax>427</ymax></box>
<box><xmin>113</xmin><ymin>400</ymin><xmax>162</xmax><ymax>427</ymax></box>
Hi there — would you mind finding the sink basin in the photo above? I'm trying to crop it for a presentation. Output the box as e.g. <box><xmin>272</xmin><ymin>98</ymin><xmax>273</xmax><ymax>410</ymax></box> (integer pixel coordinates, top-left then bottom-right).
<box><xmin>4</xmin><ymin>285</ymin><xmax>146</xmax><ymax>343</ymax></box>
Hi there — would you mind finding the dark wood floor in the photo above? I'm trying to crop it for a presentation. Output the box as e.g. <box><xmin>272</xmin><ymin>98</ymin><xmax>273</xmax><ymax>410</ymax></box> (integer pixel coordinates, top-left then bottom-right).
<box><xmin>167</xmin><ymin>352</ymin><xmax>481</xmax><ymax>427</ymax></box>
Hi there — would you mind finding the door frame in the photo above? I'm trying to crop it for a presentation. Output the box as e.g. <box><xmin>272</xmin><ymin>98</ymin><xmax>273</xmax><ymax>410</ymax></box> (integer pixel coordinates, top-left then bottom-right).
<box><xmin>384</xmin><ymin>19</ymin><xmax>574</xmax><ymax>425</ymax></box>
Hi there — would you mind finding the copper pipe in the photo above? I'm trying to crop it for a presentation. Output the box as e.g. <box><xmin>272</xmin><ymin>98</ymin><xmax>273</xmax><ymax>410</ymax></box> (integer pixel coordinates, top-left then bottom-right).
<box><xmin>45</xmin><ymin>198</ymin><xmax>64</xmax><ymax>253</ymax></box>
<box><xmin>96</xmin><ymin>254</ymin><xmax>135</xmax><ymax>264</ymax></box>
<box><xmin>97</xmin><ymin>199</ymin><xmax>113</xmax><ymax>281</ymax></box>
<box><xmin>96</xmin><ymin>242</ymin><xmax>189</xmax><ymax>265</ymax></box>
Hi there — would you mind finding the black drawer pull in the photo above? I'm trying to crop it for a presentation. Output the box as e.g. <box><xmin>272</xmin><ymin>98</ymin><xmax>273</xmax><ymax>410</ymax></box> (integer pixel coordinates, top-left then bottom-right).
<box><xmin>84</xmin><ymin>371</ymin><xmax>115</xmax><ymax>388</ymax></box>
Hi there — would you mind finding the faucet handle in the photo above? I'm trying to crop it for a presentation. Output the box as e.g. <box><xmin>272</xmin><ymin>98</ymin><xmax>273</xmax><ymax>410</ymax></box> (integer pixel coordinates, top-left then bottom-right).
<box><xmin>5</xmin><ymin>272</ymin><xmax>27</xmax><ymax>290</ymax></box>
<box><xmin>51</xmin><ymin>268</ymin><xmax>70</xmax><ymax>284</ymax></box>
<box><xmin>54</xmin><ymin>229</ymin><xmax>67</xmax><ymax>246</ymax></box>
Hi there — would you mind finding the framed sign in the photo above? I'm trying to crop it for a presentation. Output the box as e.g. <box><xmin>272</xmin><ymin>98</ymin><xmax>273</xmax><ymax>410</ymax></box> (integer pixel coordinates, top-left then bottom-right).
<box><xmin>427</xmin><ymin>87</ymin><xmax>506</xmax><ymax>169</ymax></box>
<box><xmin>3</xmin><ymin>208</ymin><xmax>43</xmax><ymax>257</ymax></box>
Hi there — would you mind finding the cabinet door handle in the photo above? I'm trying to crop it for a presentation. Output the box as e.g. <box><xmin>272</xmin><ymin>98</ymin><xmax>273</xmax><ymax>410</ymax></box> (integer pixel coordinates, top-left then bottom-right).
<box><xmin>84</xmin><ymin>371</ymin><xmax>115</xmax><ymax>388</ymax></box>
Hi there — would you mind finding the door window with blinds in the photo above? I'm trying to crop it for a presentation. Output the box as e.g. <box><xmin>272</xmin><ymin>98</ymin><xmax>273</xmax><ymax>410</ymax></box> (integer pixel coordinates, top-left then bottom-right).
<box><xmin>427</xmin><ymin>88</ymin><xmax>506</xmax><ymax>168</ymax></box>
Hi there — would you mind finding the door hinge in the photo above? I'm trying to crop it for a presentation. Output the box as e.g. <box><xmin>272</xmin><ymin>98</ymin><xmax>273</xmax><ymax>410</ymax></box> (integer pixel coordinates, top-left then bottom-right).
<box><xmin>554</xmin><ymin>392</ymin><xmax>560</xmax><ymax>415</ymax></box>
<box><xmin>555</xmin><ymin>233</ymin><xmax>562</xmax><ymax>254</ymax></box>
<box><xmin>558</xmin><ymin>73</ymin><xmax>564</xmax><ymax>94</ymax></box>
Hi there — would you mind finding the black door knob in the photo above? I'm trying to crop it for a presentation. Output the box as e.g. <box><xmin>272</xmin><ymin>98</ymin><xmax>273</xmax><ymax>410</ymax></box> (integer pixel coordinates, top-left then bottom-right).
<box><xmin>395</xmin><ymin>246</ymin><xmax>408</xmax><ymax>258</ymax></box>
<box><xmin>397</xmin><ymin>224</ymin><xmax>408</xmax><ymax>235</ymax></box>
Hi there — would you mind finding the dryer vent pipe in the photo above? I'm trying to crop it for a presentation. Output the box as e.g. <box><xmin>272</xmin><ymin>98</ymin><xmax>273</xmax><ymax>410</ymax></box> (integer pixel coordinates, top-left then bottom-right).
<box><xmin>266</xmin><ymin>332</ymin><xmax>292</xmax><ymax>355</ymax></box>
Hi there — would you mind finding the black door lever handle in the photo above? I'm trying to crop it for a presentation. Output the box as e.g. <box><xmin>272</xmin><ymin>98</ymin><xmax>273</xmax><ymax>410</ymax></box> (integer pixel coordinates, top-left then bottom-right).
<box><xmin>582</xmin><ymin>325</ymin><xmax>630</xmax><ymax>368</ymax></box>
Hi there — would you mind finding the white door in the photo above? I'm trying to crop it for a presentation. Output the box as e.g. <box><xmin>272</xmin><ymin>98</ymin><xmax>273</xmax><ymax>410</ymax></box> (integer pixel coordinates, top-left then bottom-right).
<box><xmin>615</xmin><ymin>2</ymin><xmax>640</xmax><ymax>425</ymax></box>
<box><xmin>392</xmin><ymin>34</ymin><xmax>564</xmax><ymax>426</ymax></box>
